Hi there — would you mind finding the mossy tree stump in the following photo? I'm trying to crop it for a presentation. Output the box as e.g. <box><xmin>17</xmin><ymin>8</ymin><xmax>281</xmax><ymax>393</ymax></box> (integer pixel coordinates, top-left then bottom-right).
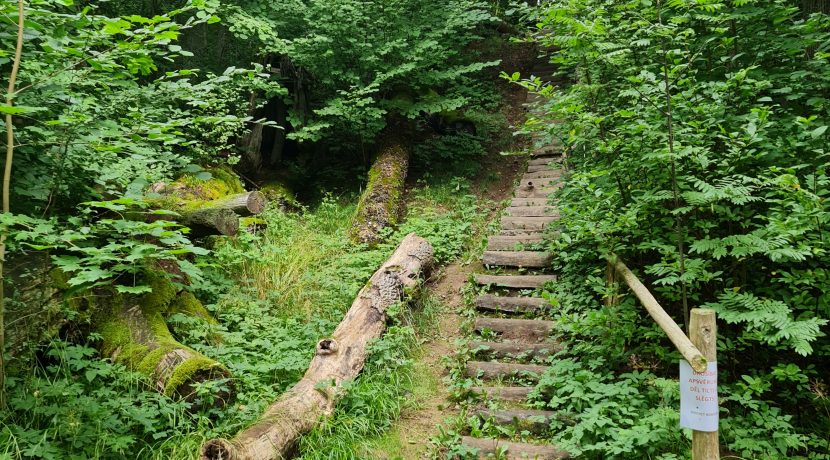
<box><xmin>95</xmin><ymin>273</ymin><xmax>232</xmax><ymax>404</ymax></box>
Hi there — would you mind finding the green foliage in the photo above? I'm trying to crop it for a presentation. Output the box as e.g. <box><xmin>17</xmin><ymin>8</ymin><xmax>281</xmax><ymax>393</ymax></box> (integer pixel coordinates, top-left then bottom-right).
<box><xmin>510</xmin><ymin>0</ymin><xmax>830</xmax><ymax>457</ymax></box>
<box><xmin>219</xmin><ymin>0</ymin><xmax>500</xmax><ymax>143</ymax></box>
<box><xmin>0</xmin><ymin>0</ymin><xmax>281</xmax><ymax>215</ymax></box>
<box><xmin>0</xmin><ymin>340</ymin><xmax>197</xmax><ymax>460</ymax></box>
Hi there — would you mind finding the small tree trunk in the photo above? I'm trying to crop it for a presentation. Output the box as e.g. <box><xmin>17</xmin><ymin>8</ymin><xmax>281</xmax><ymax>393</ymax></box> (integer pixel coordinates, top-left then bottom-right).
<box><xmin>200</xmin><ymin>233</ymin><xmax>433</xmax><ymax>460</ymax></box>
<box><xmin>349</xmin><ymin>133</ymin><xmax>410</xmax><ymax>245</ymax></box>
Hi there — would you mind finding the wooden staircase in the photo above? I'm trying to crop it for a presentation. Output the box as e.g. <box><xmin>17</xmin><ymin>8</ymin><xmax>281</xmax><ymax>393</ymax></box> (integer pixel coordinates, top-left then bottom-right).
<box><xmin>457</xmin><ymin>88</ymin><xmax>571</xmax><ymax>457</ymax></box>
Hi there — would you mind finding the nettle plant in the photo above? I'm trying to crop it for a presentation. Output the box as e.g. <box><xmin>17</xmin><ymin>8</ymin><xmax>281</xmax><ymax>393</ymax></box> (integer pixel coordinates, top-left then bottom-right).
<box><xmin>513</xmin><ymin>0</ymin><xmax>830</xmax><ymax>458</ymax></box>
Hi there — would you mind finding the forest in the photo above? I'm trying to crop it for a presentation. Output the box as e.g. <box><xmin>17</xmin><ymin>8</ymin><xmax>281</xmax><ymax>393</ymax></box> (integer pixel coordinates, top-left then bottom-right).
<box><xmin>0</xmin><ymin>0</ymin><xmax>828</xmax><ymax>459</ymax></box>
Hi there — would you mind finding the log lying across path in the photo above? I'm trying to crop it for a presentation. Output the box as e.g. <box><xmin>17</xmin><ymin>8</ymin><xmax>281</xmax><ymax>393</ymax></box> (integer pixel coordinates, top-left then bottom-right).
<box><xmin>200</xmin><ymin>233</ymin><xmax>434</xmax><ymax>460</ymax></box>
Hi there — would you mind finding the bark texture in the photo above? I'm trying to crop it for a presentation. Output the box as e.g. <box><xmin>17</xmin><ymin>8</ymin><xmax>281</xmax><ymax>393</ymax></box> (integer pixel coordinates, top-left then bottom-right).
<box><xmin>349</xmin><ymin>134</ymin><xmax>410</xmax><ymax>245</ymax></box>
<box><xmin>200</xmin><ymin>233</ymin><xmax>434</xmax><ymax>460</ymax></box>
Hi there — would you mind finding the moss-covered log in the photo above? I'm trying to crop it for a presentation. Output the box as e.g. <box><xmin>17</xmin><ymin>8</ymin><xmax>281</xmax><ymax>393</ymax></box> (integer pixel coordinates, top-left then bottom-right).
<box><xmin>349</xmin><ymin>133</ymin><xmax>410</xmax><ymax>245</ymax></box>
<box><xmin>180</xmin><ymin>207</ymin><xmax>240</xmax><ymax>237</ymax></box>
<box><xmin>96</xmin><ymin>274</ymin><xmax>232</xmax><ymax>404</ymax></box>
<box><xmin>200</xmin><ymin>233</ymin><xmax>434</xmax><ymax>460</ymax></box>
<box><xmin>214</xmin><ymin>191</ymin><xmax>267</xmax><ymax>216</ymax></box>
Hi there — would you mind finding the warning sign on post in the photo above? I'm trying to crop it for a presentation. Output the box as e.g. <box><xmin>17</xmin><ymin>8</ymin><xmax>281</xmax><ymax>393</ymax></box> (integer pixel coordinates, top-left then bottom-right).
<box><xmin>679</xmin><ymin>360</ymin><xmax>718</xmax><ymax>432</ymax></box>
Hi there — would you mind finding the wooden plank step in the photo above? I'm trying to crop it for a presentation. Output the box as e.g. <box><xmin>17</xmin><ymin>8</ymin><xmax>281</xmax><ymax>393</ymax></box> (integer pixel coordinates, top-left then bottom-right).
<box><xmin>460</xmin><ymin>436</ymin><xmax>570</xmax><ymax>459</ymax></box>
<box><xmin>500</xmin><ymin>216</ymin><xmax>557</xmax><ymax>230</ymax></box>
<box><xmin>474</xmin><ymin>317</ymin><xmax>555</xmax><ymax>341</ymax></box>
<box><xmin>475</xmin><ymin>295</ymin><xmax>547</xmax><ymax>314</ymax></box>
<box><xmin>474</xmin><ymin>274</ymin><xmax>557</xmax><ymax>288</ymax></box>
<box><xmin>475</xmin><ymin>409</ymin><xmax>561</xmax><ymax>432</ymax></box>
<box><xmin>511</xmin><ymin>198</ymin><xmax>549</xmax><ymax>207</ymax></box>
<box><xmin>483</xmin><ymin>251</ymin><xmax>552</xmax><ymax>267</ymax></box>
<box><xmin>527</xmin><ymin>164</ymin><xmax>556</xmax><ymax>173</ymax></box>
<box><xmin>469</xmin><ymin>341</ymin><xmax>559</xmax><ymax>359</ymax></box>
<box><xmin>487</xmin><ymin>236</ymin><xmax>544</xmax><ymax>251</ymax></box>
<box><xmin>525</xmin><ymin>170</ymin><xmax>563</xmax><ymax>180</ymax></box>
<box><xmin>470</xmin><ymin>386</ymin><xmax>532</xmax><ymax>401</ymax></box>
<box><xmin>496</xmin><ymin>229</ymin><xmax>545</xmax><ymax>237</ymax></box>
<box><xmin>531</xmin><ymin>147</ymin><xmax>562</xmax><ymax>158</ymax></box>
<box><xmin>529</xmin><ymin>157</ymin><xmax>557</xmax><ymax>166</ymax></box>
<box><xmin>505</xmin><ymin>206</ymin><xmax>558</xmax><ymax>217</ymax></box>
<box><xmin>514</xmin><ymin>186</ymin><xmax>561</xmax><ymax>199</ymax></box>
<box><xmin>464</xmin><ymin>361</ymin><xmax>549</xmax><ymax>380</ymax></box>
<box><xmin>519</xmin><ymin>176</ymin><xmax>560</xmax><ymax>188</ymax></box>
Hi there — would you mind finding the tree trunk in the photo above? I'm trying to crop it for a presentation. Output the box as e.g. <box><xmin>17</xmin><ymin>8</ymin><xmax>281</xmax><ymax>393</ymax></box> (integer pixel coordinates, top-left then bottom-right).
<box><xmin>349</xmin><ymin>133</ymin><xmax>410</xmax><ymax>245</ymax></box>
<box><xmin>200</xmin><ymin>233</ymin><xmax>434</xmax><ymax>460</ymax></box>
<box><xmin>96</xmin><ymin>277</ymin><xmax>232</xmax><ymax>405</ymax></box>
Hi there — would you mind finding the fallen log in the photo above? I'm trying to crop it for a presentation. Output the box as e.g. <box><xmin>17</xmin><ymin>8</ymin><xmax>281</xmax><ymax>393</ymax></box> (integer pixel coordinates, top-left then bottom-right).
<box><xmin>209</xmin><ymin>191</ymin><xmax>267</xmax><ymax>217</ymax></box>
<box><xmin>180</xmin><ymin>207</ymin><xmax>240</xmax><ymax>237</ymax></box>
<box><xmin>200</xmin><ymin>233</ymin><xmax>434</xmax><ymax>460</ymax></box>
<box><xmin>349</xmin><ymin>133</ymin><xmax>410</xmax><ymax>245</ymax></box>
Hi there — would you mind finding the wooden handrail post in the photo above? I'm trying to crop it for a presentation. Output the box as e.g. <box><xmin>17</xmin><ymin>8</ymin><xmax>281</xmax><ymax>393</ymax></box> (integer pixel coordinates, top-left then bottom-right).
<box><xmin>690</xmin><ymin>308</ymin><xmax>719</xmax><ymax>460</ymax></box>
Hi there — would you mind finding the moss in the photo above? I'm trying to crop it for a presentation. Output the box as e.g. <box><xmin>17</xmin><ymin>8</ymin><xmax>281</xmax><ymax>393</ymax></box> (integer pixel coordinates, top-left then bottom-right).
<box><xmin>163</xmin><ymin>355</ymin><xmax>225</xmax><ymax>397</ymax></box>
<box><xmin>349</xmin><ymin>138</ymin><xmax>409</xmax><ymax>244</ymax></box>
<box><xmin>170</xmin><ymin>292</ymin><xmax>218</xmax><ymax>326</ymax></box>
<box><xmin>260</xmin><ymin>180</ymin><xmax>298</xmax><ymax>208</ymax></box>
<box><xmin>140</xmin><ymin>271</ymin><xmax>178</xmax><ymax>315</ymax></box>
<box><xmin>148</xmin><ymin>165</ymin><xmax>247</xmax><ymax>213</ymax></box>
<box><xmin>91</xmin><ymin>272</ymin><xmax>229</xmax><ymax>399</ymax></box>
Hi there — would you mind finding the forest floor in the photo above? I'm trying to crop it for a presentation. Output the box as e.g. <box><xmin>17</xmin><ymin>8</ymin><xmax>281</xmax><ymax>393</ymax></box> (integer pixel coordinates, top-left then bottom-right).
<box><xmin>368</xmin><ymin>78</ymin><xmax>531</xmax><ymax>460</ymax></box>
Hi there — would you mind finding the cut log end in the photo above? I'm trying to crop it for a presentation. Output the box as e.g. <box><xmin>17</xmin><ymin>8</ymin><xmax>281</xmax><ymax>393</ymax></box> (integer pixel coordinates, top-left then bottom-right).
<box><xmin>200</xmin><ymin>439</ymin><xmax>238</xmax><ymax>460</ymax></box>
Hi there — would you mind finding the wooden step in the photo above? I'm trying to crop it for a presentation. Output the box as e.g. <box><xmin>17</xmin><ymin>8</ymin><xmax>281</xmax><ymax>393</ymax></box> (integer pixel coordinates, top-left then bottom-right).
<box><xmin>514</xmin><ymin>186</ymin><xmax>561</xmax><ymax>199</ymax></box>
<box><xmin>500</xmin><ymin>216</ymin><xmax>557</xmax><ymax>230</ymax></box>
<box><xmin>474</xmin><ymin>274</ymin><xmax>557</xmax><ymax>288</ymax></box>
<box><xmin>497</xmin><ymin>229</ymin><xmax>545</xmax><ymax>237</ymax></box>
<box><xmin>529</xmin><ymin>157</ymin><xmax>557</xmax><ymax>166</ymax></box>
<box><xmin>483</xmin><ymin>251</ymin><xmax>552</xmax><ymax>267</ymax></box>
<box><xmin>469</xmin><ymin>341</ymin><xmax>559</xmax><ymax>359</ymax></box>
<box><xmin>505</xmin><ymin>206</ymin><xmax>558</xmax><ymax>217</ymax></box>
<box><xmin>475</xmin><ymin>295</ymin><xmax>547</xmax><ymax>314</ymax></box>
<box><xmin>527</xmin><ymin>164</ymin><xmax>555</xmax><ymax>173</ymax></box>
<box><xmin>487</xmin><ymin>235</ymin><xmax>544</xmax><ymax>251</ymax></box>
<box><xmin>531</xmin><ymin>147</ymin><xmax>562</xmax><ymax>158</ymax></box>
<box><xmin>465</xmin><ymin>361</ymin><xmax>549</xmax><ymax>380</ymax></box>
<box><xmin>511</xmin><ymin>197</ymin><xmax>549</xmax><ymax>207</ymax></box>
<box><xmin>475</xmin><ymin>409</ymin><xmax>561</xmax><ymax>432</ymax></box>
<box><xmin>474</xmin><ymin>317</ymin><xmax>555</xmax><ymax>342</ymax></box>
<box><xmin>525</xmin><ymin>170</ymin><xmax>563</xmax><ymax>180</ymax></box>
<box><xmin>519</xmin><ymin>176</ymin><xmax>560</xmax><ymax>188</ymax></box>
<box><xmin>470</xmin><ymin>386</ymin><xmax>532</xmax><ymax>401</ymax></box>
<box><xmin>460</xmin><ymin>436</ymin><xmax>570</xmax><ymax>459</ymax></box>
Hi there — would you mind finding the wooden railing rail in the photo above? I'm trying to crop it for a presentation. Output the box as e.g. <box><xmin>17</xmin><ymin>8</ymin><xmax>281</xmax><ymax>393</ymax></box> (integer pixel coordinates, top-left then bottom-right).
<box><xmin>606</xmin><ymin>254</ymin><xmax>707</xmax><ymax>372</ymax></box>
<box><xmin>606</xmin><ymin>253</ymin><xmax>720</xmax><ymax>460</ymax></box>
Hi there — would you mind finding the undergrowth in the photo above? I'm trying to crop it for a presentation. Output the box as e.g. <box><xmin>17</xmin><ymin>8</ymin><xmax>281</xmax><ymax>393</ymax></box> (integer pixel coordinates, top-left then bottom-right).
<box><xmin>0</xmin><ymin>175</ymin><xmax>488</xmax><ymax>459</ymax></box>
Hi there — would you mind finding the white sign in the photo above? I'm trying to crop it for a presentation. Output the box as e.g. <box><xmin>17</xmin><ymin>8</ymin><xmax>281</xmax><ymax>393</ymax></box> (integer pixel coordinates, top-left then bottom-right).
<box><xmin>679</xmin><ymin>360</ymin><xmax>718</xmax><ymax>432</ymax></box>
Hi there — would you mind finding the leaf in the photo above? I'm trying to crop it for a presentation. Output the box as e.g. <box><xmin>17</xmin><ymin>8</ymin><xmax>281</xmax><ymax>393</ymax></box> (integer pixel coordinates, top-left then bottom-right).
<box><xmin>809</xmin><ymin>125</ymin><xmax>827</xmax><ymax>139</ymax></box>
<box><xmin>0</xmin><ymin>104</ymin><xmax>42</xmax><ymax>115</ymax></box>
<box><xmin>115</xmin><ymin>285</ymin><xmax>153</xmax><ymax>294</ymax></box>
